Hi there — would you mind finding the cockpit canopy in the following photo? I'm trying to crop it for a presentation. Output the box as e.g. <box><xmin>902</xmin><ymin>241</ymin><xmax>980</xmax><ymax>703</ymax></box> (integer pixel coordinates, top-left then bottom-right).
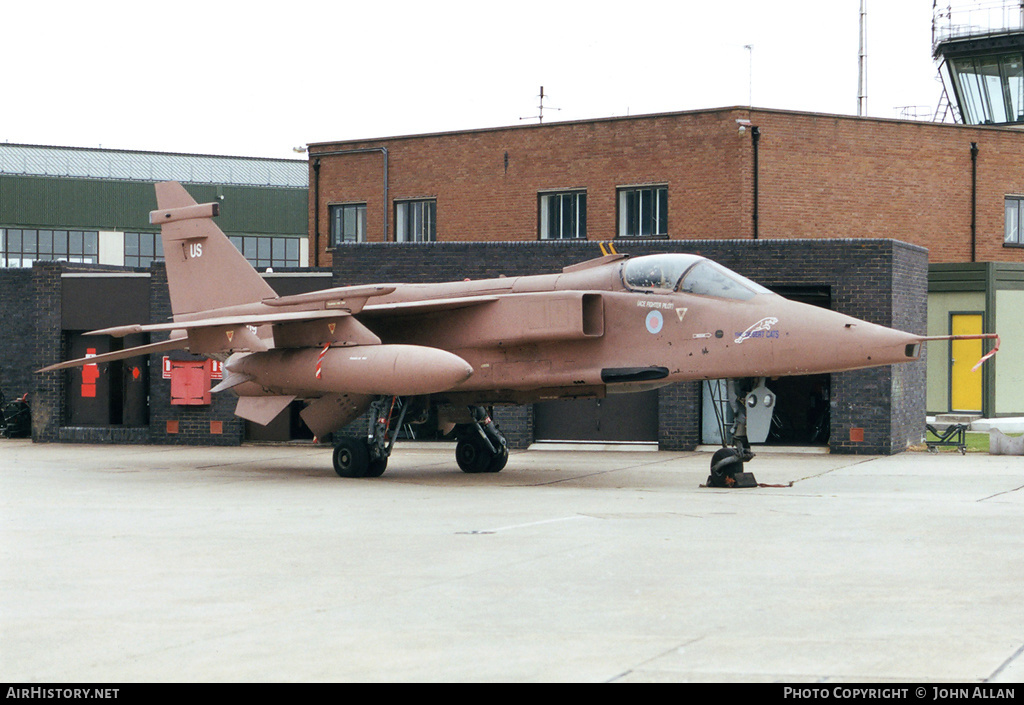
<box><xmin>621</xmin><ymin>254</ymin><xmax>771</xmax><ymax>301</ymax></box>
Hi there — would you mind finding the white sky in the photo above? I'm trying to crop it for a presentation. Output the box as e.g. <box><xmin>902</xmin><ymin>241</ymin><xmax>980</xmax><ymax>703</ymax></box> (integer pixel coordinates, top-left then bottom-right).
<box><xmin>4</xmin><ymin>0</ymin><xmax>942</xmax><ymax>160</ymax></box>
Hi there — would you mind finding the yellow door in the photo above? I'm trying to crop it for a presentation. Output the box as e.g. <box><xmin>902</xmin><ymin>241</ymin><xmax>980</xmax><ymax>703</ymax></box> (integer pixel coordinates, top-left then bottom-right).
<box><xmin>950</xmin><ymin>314</ymin><xmax>983</xmax><ymax>412</ymax></box>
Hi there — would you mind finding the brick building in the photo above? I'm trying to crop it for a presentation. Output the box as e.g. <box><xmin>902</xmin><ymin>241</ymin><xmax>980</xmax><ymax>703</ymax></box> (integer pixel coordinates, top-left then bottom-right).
<box><xmin>308</xmin><ymin>107</ymin><xmax>1024</xmax><ymax>265</ymax></box>
<box><xmin>309</xmin><ymin>107</ymin><xmax>1023</xmax><ymax>423</ymax></box>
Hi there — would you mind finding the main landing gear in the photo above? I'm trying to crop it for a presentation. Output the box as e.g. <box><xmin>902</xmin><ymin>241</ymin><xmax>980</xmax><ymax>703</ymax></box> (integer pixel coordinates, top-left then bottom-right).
<box><xmin>454</xmin><ymin>406</ymin><xmax>509</xmax><ymax>474</ymax></box>
<box><xmin>333</xmin><ymin>396</ymin><xmax>408</xmax><ymax>478</ymax></box>
<box><xmin>332</xmin><ymin>399</ymin><xmax>509</xmax><ymax>478</ymax></box>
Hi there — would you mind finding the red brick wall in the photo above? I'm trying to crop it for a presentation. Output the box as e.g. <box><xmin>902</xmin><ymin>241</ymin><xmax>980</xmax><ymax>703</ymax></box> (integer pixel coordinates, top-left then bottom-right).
<box><xmin>308</xmin><ymin>107</ymin><xmax>1024</xmax><ymax>266</ymax></box>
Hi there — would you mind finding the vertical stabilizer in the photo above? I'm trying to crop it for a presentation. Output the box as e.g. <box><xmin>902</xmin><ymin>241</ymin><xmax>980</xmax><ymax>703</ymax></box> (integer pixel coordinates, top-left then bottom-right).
<box><xmin>151</xmin><ymin>181</ymin><xmax>277</xmax><ymax>317</ymax></box>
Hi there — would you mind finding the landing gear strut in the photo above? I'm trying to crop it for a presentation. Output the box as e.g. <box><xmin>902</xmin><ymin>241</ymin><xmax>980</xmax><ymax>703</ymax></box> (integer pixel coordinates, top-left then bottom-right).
<box><xmin>706</xmin><ymin>379</ymin><xmax>759</xmax><ymax>488</ymax></box>
<box><xmin>455</xmin><ymin>406</ymin><xmax>508</xmax><ymax>473</ymax></box>
<box><xmin>333</xmin><ymin>396</ymin><xmax>409</xmax><ymax>478</ymax></box>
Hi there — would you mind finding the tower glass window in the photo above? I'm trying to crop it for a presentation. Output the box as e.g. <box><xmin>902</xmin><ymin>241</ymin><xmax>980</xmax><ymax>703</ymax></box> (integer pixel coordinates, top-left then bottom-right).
<box><xmin>948</xmin><ymin>53</ymin><xmax>1024</xmax><ymax>125</ymax></box>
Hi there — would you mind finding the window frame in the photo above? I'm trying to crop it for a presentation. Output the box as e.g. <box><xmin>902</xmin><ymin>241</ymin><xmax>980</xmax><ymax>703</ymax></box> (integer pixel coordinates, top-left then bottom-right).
<box><xmin>395</xmin><ymin>198</ymin><xmax>437</xmax><ymax>243</ymax></box>
<box><xmin>617</xmin><ymin>184</ymin><xmax>668</xmax><ymax>238</ymax></box>
<box><xmin>1005</xmin><ymin>196</ymin><xmax>1024</xmax><ymax>247</ymax></box>
<box><xmin>329</xmin><ymin>202</ymin><xmax>368</xmax><ymax>245</ymax></box>
<box><xmin>538</xmin><ymin>190</ymin><xmax>587</xmax><ymax>240</ymax></box>
<box><xmin>123</xmin><ymin>231</ymin><xmax>164</xmax><ymax>268</ymax></box>
<box><xmin>1</xmin><ymin>228</ymin><xmax>99</xmax><ymax>267</ymax></box>
<box><xmin>228</xmin><ymin>234</ymin><xmax>303</xmax><ymax>269</ymax></box>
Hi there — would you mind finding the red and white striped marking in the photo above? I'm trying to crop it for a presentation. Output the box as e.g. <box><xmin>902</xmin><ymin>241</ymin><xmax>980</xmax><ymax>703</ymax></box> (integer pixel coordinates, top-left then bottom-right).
<box><xmin>315</xmin><ymin>344</ymin><xmax>330</xmax><ymax>379</ymax></box>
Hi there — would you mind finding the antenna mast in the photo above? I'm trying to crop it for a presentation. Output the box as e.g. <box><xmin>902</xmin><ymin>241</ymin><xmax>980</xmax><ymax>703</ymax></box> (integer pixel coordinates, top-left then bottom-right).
<box><xmin>858</xmin><ymin>0</ymin><xmax>868</xmax><ymax>116</ymax></box>
<box><xmin>520</xmin><ymin>86</ymin><xmax>560</xmax><ymax>124</ymax></box>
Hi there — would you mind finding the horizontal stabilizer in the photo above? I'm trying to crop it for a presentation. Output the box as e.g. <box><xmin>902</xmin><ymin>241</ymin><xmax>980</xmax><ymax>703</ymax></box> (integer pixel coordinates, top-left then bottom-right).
<box><xmin>38</xmin><ymin>337</ymin><xmax>188</xmax><ymax>372</ymax></box>
<box><xmin>234</xmin><ymin>395</ymin><xmax>295</xmax><ymax>426</ymax></box>
<box><xmin>263</xmin><ymin>284</ymin><xmax>397</xmax><ymax>313</ymax></box>
<box><xmin>90</xmin><ymin>308</ymin><xmax>354</xmax><ymax>338</ymax></box>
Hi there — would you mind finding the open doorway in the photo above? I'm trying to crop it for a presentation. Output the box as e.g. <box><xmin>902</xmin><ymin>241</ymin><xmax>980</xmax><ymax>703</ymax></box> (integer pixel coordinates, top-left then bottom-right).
<box><xmin>700</xmin><ymin>285</ymin><xmax>832</xmax><ymax>447</ymax></box>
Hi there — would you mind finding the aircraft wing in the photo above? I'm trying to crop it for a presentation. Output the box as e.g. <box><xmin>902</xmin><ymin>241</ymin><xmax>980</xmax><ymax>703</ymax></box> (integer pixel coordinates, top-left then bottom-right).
<box><xmin>38</xmin><ymin>336</ymin><xmax>188</xmax><ymax>372</ymax></box>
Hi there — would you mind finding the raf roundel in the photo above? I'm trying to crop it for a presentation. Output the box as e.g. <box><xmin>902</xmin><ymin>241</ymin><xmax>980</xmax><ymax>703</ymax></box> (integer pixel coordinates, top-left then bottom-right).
<box><xmin>645</xmin><ymin>310</ymin><xmax>664</xmax><ymax>335</ymax></box>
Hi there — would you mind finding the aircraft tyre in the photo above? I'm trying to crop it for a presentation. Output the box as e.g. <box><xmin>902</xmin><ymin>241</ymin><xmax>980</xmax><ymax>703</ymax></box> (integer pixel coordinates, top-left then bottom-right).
<box><xmin>333</xmin><ymin>438</ymin><xmax>370</xmax><ymax>478</ymax></box>
<box><xmin>488</xmin><ymin>445</ymin><xmax>509</xmax><ymax>473</ymax></box>
<box><xmin>365</xmin><ymin>452</ymin><xmax>388</xmax><ymax>478</ymax></box>
<box><xmin>456</xmin><ymin>434</ymin><xmax>499</xmax><ymax>473</ymax></box>
<box><xmin>708</xmin><ymin>447</ymin><xmax>743</xmax><ymax>487</ymax></box>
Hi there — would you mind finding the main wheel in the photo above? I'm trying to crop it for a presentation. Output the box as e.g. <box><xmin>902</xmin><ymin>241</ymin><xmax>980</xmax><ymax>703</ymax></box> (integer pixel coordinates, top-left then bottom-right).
<box><xmin>333</xmin><ymin>438</ymin><xmax>370</xmax><ymax>478</ymax></box>
<box><xmin>486</xmin><ymin>445</ymin><xmax>509</xmax><ymax>473</ymax></box>
<box><xmin>365</xmin><ymin>454</ymin><xmax>388</xmax><ymax>478</ymax></box>
<box><xmin>456</xmin><ymin>435</ymin><xmax>492</xmax><ymax>473</ymax></box>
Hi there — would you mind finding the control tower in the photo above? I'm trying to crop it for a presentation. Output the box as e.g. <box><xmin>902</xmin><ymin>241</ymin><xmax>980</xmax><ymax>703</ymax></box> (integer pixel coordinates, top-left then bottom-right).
<box><xmin>933</xmin><ymin>1</ymin><xmax>1024</xmax><ymax>124</ymax></box>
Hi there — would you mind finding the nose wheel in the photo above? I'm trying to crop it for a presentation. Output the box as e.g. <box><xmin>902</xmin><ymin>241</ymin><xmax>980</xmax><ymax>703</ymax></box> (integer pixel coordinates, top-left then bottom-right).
<box><xmin>707</xmin><ymin>445</ymin><xmax>757</xmax><ymax>488</ymax></box>
<box><xmin>705</xmin><ymin>378</ymin><xmax>760</xmax><ymax>488</ymax></box>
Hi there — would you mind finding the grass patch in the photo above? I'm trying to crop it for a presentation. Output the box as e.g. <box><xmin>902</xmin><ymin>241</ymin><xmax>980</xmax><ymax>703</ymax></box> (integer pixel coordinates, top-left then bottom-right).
<box><xmin>915</xmin><ymin>430</ymin><xmax>1022</xmax><ymax>453</ymax></box>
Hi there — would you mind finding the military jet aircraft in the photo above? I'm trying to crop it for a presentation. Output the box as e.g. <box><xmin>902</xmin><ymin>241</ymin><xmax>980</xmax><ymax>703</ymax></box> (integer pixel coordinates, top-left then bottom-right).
<box><xmin>41</xmin><ymin>182</ymin><xmax>999</xmax><ymax>484</ymax></box>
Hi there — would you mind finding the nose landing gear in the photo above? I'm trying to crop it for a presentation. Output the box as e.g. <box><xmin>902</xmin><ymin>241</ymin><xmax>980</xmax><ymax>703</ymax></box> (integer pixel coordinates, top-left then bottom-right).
<box><xmin>706</xmin><ymin>378</ymin><xmax>762</xmax><ymax>488</ymax></box>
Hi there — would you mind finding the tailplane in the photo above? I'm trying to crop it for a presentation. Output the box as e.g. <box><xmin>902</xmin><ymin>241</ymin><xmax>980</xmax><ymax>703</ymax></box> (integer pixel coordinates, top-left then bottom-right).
<box><xmin>151</xmin><ymin>181</ymin><xmax>276</xmax><ymax>317</ymax></box>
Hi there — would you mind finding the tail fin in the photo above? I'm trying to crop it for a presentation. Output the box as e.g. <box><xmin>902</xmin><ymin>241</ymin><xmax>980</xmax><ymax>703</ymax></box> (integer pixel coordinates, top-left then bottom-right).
<box><xmin>151</xmin><ymin>181</ymin><xmax>277</xmax><ymax>317</ymax></box>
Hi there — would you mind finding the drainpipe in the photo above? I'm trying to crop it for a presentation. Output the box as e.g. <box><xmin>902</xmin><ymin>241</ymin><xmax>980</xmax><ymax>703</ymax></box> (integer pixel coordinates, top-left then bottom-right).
<box><xmin>310</xmin><ymin>147</ymin><xmax>390</xmax><ymax>251</ymax></box>
<box><xmin>970</xmin><ymin>142</ymin><xmax>978</xmax><ymax>262</ymax></box>
<box><xmin>312</xmin><ymin>158</ymin><xmax>321</xmax><ymax>266</ymax></box>
<box><xmin>751</xmin><ymin>126</ymin><xmax>761</xmax><ymax>239</ymax></box>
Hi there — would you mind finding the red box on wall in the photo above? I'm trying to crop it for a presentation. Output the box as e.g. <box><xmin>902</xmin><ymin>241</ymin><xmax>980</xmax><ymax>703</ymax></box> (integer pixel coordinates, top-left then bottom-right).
<box><xmin>169</xmin><ymin>360</ymin><xmax>211</xmax><ymax>406</ymax></box>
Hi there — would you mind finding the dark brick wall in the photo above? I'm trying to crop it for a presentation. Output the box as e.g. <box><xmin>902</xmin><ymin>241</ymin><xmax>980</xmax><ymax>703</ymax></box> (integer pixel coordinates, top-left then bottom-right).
<box><xmin>145</xmin><ymin>262</ymin><xmax>244</xmax><ymax>447</ymax></box>
<box><xmin>0</xmin><ymin>268</ymin><xmax>36</xmax><ymax>402</ymax></box>
<box><xmin>332</xmin><ymin>238</ymin><xmax>929</xmax><ymax>454</ymax></box>
<box><xmin>24</xmin><ymin>261</ymin><xmax>242</xmax><ymax>446</ymax></box>
<box><xmin>31</xmin><ymin>262</ymin><xmax>61</xmax><ymax>442</ymax></box>
<box><xmin>8</xmin><ymin>237</ymin><xmax>927</xmax><ymax>455</ymax></box>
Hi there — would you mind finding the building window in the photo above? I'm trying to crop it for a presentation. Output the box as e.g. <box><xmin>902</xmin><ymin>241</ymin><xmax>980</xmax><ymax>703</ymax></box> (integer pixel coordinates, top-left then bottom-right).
<box><xmin>1</xmin><ymin>229</ymin><xmax>99</xmax><ymax>267</ymax></box>
<box><xmin>124</xmin><ymin>232</ymin><xmax>164</xmax><ymax>267</ymax></box>
<box><xmin>539</xmin><ymin>191</ymin><xmax>587</xmax><ymax>239</ymax></box>
<box><xmin>330</xmin><ymin>203</ymin><xmax>367</xmax><ymax>244</ymax></box>
<box><xmin>228</xmin><ymin>235</ymin><xmax>302</xmax><ymax>269</ymax></box>
<box><xmin>1006</xmin><ymin>197</ymin><xmax>1024</xmax><ymax>246</ymax></box>
<box><xmin>618</xmin><ymin>186</ymin><xmax>668</xmax><ymax>238</ymax></box>
<box><xmin>395</xmin><ymin>199</ymin><xmax>436</xmax><ymax>242</ymax></box>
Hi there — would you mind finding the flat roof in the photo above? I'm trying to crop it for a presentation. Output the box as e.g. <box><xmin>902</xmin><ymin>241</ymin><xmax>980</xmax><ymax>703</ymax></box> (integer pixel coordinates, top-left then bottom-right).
<box><xmin>0</xmin><ymin>143</ymin><xmax>308</xmax><ymax>189</ymax></box>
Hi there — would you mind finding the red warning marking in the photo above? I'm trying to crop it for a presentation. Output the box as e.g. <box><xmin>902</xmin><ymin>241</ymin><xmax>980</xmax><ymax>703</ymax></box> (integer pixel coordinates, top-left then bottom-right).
<box><xmin>82</xmin><ymin>348</ymin><xmax>99</xmax><ymax>398</ymax></box>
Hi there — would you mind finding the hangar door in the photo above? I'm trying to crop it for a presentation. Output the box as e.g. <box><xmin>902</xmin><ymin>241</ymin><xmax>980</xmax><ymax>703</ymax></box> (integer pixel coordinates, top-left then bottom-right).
<box><xmin>534</xmin><ymin>390</ymin><xmax>659</xmax><ymax>443</ymax></box>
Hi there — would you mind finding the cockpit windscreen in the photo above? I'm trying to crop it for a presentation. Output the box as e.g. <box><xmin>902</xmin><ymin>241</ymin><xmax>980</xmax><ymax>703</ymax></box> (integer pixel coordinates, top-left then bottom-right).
<box><xmin>622</xmin><ymin>254</ymin><xmax>770</xmax><ymax>301</ymax></box>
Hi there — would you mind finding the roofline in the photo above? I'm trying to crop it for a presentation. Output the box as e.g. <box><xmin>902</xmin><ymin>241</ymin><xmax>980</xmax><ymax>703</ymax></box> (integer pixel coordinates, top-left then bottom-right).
<box><xmin>307</xmin><ymin>105</ymin><xmax>1024</xmax><ymax>151</ymax></box>
<box><xmin>1</xmin><ymin>142</ymin><xmax>306</xmax><ymax>166</ymax></box>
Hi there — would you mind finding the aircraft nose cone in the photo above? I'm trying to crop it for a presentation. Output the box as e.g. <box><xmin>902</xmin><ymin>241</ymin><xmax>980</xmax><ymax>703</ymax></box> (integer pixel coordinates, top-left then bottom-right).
<box><xmin>763</xmin><ymin>301</ymin><xmax>923</xmax><ymax>376</ymax></box>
